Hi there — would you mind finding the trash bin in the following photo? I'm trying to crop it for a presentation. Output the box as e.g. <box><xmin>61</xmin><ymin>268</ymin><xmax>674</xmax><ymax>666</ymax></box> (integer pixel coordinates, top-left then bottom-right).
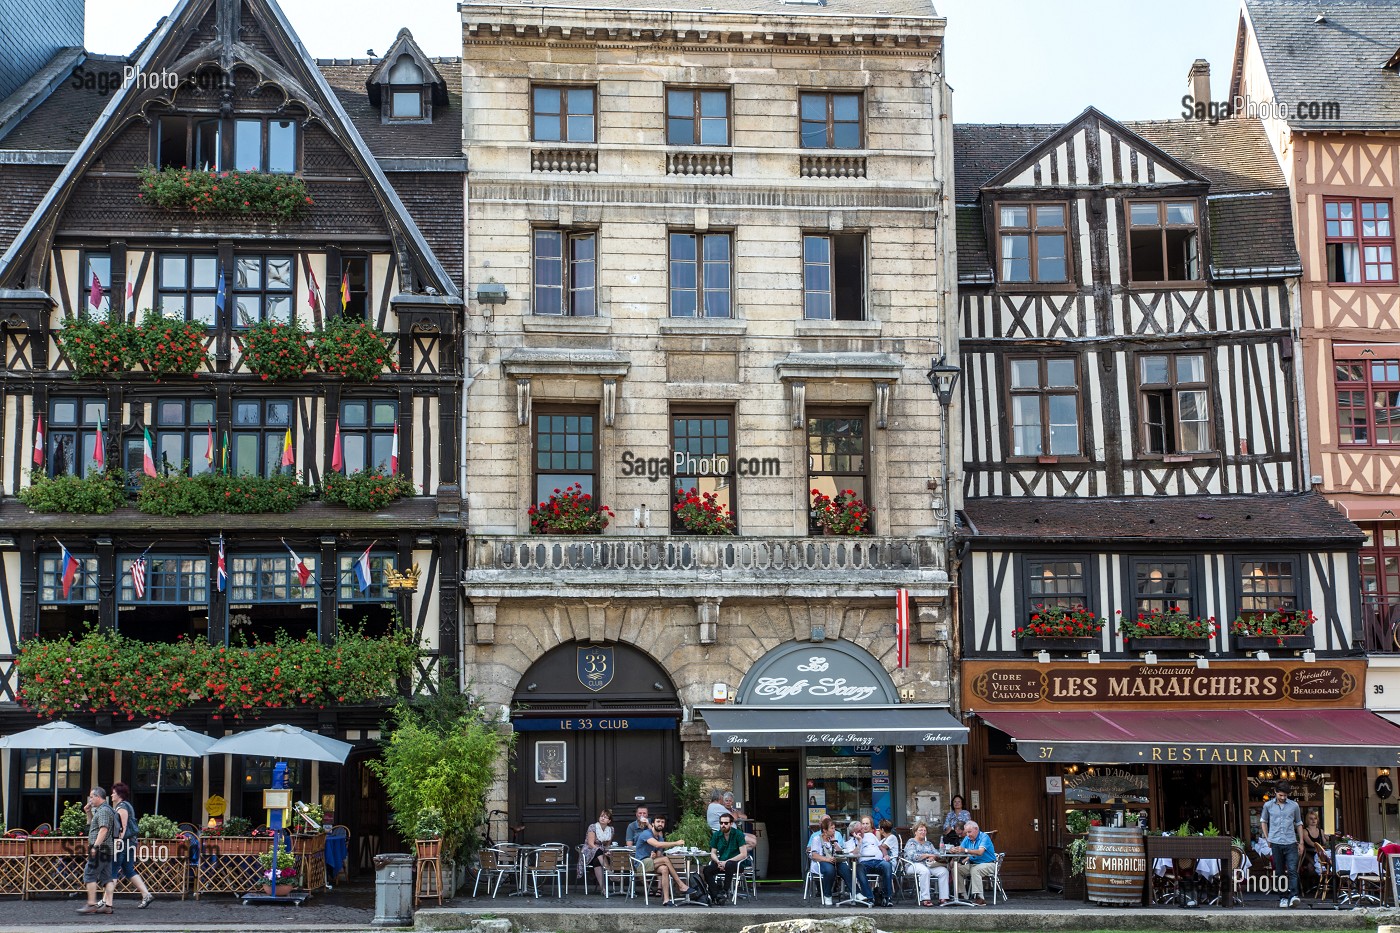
<box><xmin>372</xmin><ymin>853</ymin><xmax>416</xmax><ymax>926</ymax></box>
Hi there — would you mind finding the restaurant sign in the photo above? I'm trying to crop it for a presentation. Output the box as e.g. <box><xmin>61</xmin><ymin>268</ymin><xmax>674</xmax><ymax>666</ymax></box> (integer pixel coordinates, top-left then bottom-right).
<box><xmin>738</xmin><ymin>639</ymin><xmax>898</xmax><ymax>706</ymax></box>
<box><xmin>963</xmin><ymin>659</ymin><xmax>1365</xmax><ymax>710</ymax></box>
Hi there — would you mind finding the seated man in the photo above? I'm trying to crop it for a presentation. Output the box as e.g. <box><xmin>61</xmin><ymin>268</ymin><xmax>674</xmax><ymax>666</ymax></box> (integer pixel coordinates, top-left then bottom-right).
<box><xmin>955</xmin><ymin>820</ymin><xmax>997</xmax><ymax>906</ymax></box>
<box><xmin>845</xmin><ymin>819</ymin><xmax>893</xmax><ymax>906</ymax></box>
<box><xmin>703</xmin><ymin>813</ymin><xmax>749</xmax><ymax>905</ymax></box>
<box><xmin>624</xmin><ymin>805</ymin><xmax>650</xmax><ymax>847</ymax></box>
<box><xmin>632</xmin><ymin>814</ymin><xmax>697</xmax><ymax>905</ymax></box>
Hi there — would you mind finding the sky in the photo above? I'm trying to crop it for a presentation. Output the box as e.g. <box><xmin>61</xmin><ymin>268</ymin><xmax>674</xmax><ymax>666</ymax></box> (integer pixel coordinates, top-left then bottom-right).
<box><xmin>87</xmin><ymin>0</ymin><xmax>1244</xmax><ymax>124</ymax></box>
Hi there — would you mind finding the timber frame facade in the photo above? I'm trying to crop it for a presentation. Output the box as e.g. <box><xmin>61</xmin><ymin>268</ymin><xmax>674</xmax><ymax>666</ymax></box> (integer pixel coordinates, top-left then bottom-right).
<box><xmin>0</xmin><ymin>0</ymin><xmax>463</xmax><ymax>867</ymax></box>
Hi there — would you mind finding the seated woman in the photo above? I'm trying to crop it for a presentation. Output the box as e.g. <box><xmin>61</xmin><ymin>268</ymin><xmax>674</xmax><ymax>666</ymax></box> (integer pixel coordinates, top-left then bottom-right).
<box><xmin>808</xmin><ymin>816</ymin><xmax>853</xmax><ymax>906</ymax></box>
<box><xmin>579</xmin><ymin>809</ymin><xmax>613</xmax><ymax>892</ymax></box>
<box><xmin>904</xmin><ymin>822</ymin><xmax>950</xmax><ymax>906</ymax></box>
<box><xmin>1299</xmin><ymin>808</ymin><xmax>1332</xmax><ymax>897</ymax></box>
<box><xmin>941</xmin><ymin>794</ymin><xmax>971</xmax><ymax>846</ymax></box>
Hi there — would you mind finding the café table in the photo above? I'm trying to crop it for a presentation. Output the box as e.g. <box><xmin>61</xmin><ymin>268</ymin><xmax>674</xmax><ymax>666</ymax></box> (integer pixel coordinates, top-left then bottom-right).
<box><xmin>1335</xmin><ymin>847</ymin><xmax>1382</xmax><ymax>906</ymax></box>
<box><xmin>939</xmin><ymin>846</ymin><xmax>976</xmax><ymax>907</ymax></box>
<box><xmin>325</xmin><ymin>834</ymin><xmax>348</xmax><ymax>884</ymax></box>
<box><xmin>829</xmin><ymin>852</ymin><xmax>870</xmax><ymax>908</ymax></box>
<box><xmin>665</xmin><ymin>847</ymin><xmax>710</xmax><ymax>903</ymax></box>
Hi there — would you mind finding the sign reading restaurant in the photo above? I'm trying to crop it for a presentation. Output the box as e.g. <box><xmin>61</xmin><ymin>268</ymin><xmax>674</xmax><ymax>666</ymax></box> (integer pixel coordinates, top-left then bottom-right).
<box><xmin>962</xmin><ymin>659</ymin><xmax>1366</xmax><ymax>710</ymax></box>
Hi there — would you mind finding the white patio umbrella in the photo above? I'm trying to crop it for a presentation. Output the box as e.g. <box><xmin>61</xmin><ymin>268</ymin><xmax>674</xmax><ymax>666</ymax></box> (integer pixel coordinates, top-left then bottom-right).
<box><xmin>0</xmin><ymin>721</ymin><xmax>103</xmax><ymax>826</ymax></box>
<box><xmin>204</xmin><ymin>723</ymin><xmax>352</xmax><ymax>764</ymax></box>
<box><xmin>77</xmin><ymin>721</ymin><xmax>216</xmax><ymax>815</ymax></box>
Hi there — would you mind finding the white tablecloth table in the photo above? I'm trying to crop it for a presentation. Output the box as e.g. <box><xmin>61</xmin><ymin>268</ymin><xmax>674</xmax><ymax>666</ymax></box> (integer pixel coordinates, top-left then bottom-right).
<box><xmin>1335</xmin><ymin>852</ymin><xmax>1380</xmax><ymax>876</ymax></box>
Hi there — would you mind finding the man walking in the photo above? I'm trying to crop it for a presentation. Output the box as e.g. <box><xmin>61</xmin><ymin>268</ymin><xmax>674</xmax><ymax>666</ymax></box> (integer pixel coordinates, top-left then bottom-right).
<box><xmin>77</xmin><ymin>787</ymin><xmax>117</xmax><ymax>914</ymax></box>
<box><xmin>1261</xmin><ymin>780</ymin><xmax>1303</xmax><ymax>907</ymax></box>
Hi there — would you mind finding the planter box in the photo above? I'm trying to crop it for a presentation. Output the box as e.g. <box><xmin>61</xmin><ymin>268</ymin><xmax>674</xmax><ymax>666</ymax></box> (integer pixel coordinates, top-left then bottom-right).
<box><xmin>1124</xmin><ymin>636</ymin><xmax>1210</xmax><ymax>652</ymax></box>
<box><xmin>1064</xmin><ymin>872</ymin><xmax>1086</xmax><ymax>901</ymax></box>
<box><xmin>195</xmin><ymin>835</ymin><xmax>272</xmax><ymax>897</ymax></box>
<box><xmin>118</xmin><ymin>838</ymin><xmax>191</xmax><ymax>898</ymax></box>
<box><xmin>25</xmin><ymin>837</ymin><xmax>88</xmax><ymax>895</ymax></box>
<box><xmin>0</xmin><ymin>838</ymin><xmax>25</xmax><ymax>896</ymax></box>
<box><xmin>1233</xmin><ymin>633</ymin><xmax>1314</xmax><ymax>651</ymax></box>
<box><xmin>1019</xmin><ymin>636</ymin><xmax>1101</xmax><ymax>652</ymax></box>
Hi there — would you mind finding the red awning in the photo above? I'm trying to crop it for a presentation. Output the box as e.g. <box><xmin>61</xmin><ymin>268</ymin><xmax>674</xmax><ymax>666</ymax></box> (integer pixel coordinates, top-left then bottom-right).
<box><xmin>979</xmin><ymin>709</ymin><xmax>1400</xmax><ymax>767</ymax></box>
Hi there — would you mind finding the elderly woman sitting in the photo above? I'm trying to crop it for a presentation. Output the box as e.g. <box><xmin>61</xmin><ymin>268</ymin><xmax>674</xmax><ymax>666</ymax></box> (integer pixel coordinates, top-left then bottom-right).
<box><xmin>904</xmin><ymin>822</ymin><xmax>950</xmax><ymax>906</ymax></box>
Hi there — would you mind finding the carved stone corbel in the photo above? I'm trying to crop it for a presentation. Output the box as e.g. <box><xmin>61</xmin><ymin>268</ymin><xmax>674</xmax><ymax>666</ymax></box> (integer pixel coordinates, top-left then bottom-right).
<box><xmin>602</xmin><ymin>378</ymin><xmax>618</xmax><ymax>427</ymax></box>
<box><xmin>471</xmin><ymin>597</ymin><xmax>499</xmax><ymax>645</ymax></box>
<box><xmin>875</xmin><ymin>381</ymin><xmax>892</xmax><ymax>429</ymax></box>
<box><xmin>916</xmin><ymin>601</ymin><xmax>946</xmax><ymax>644</ymax></box>
<box><xmin>696</xmin><ymin>598</ymin><xmax>721</xmax><ymax>645</ymax></box>
<box><xmin>516</xmin><ymin>378</ymin><xmax>532</xmax><ymax>426</ymax></box>
<box><xmin>789</xmin><ymin>380</ymin><xmax>806</xmax><ymax>429</ymax></box>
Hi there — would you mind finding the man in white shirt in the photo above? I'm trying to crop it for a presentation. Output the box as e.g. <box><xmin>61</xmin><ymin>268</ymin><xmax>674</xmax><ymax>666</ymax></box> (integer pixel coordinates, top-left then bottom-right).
<box><xmin>844</xmin><ymin>819</ymin><xmax>893</xmax><ymax>906</ymax></box>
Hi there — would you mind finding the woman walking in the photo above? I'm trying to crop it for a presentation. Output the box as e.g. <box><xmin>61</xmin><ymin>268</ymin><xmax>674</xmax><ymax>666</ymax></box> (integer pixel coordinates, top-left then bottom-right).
<box><xmin>109</xmin><ymin>783</ymin><xmax>153</xmax><ymax>908</ymax></box>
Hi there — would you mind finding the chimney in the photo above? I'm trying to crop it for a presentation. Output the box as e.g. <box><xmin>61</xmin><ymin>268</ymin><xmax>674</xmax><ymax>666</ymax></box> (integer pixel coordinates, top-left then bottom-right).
<box><xmin>1187</xmin><ymin>59</ymin><xmax>1212</xmax><ymax>108</ymax></box>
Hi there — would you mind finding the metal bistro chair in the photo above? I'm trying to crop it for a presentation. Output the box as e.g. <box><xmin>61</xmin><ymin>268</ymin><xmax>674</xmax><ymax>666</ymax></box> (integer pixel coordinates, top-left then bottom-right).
<box><xmin>574</xmin><ymin>844</ymin><xmax>591</xmax><ymax>895</ymax></box>
<box><xmin>729</xmin><ymin>854</ymin><xmax>758</xmax><ymax>901</ymax></box>
<box><xmin>990</xmin><ymin>851</ymin><xmax>1009</xmax><ymax>904</ymax></box>
<box><xmin>472</xmin><ymin>847</ymin><xmax>516</xmax><ymax>898</ymax></box>
<box><xmin>603</xmin><ymin>847</ymin><xmax>641</xmax><ymax>901</ymax></box>
<box><xmin>526</xmin><ymin>845</ymin><xmax>567</xmax><ymax>898</ymax></box>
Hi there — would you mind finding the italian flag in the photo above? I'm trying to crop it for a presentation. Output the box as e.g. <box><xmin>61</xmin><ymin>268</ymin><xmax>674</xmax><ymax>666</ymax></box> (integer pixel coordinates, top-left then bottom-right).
<box><xmin>142</xmin><ymin>426</ymin><xmax>157</xmax><ymax>477</ymax></box>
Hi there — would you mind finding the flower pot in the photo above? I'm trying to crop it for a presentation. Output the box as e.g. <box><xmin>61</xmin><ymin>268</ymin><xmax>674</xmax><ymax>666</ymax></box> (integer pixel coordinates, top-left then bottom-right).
<box><xmin>261</xmin><ymin>882</ymin><xmax>298</xmax><ymax>896</ymax></box>
<box><xmin>1233</xmin><ymin>633</ymin><xmax>1314</xmax><ymax>651</ymax></box>
<box><xmin>1064</xmin><ymin>872</ymin><xmax>1086</xmax><ymax>901</ymax></box>
<box><xmin>1018</xmin><ymin>636</ymin><xmax>1101</xmax><ymax>652</ymax></box>
<box><xmin>416</xmin><ymin>838</ymin><xmax>442</xmax><ymax>860</ymax></box>
<box><xmin>1124</xmin><ymin>636</ymin><xmax>1210</xmax><ymax>652</ymax></box>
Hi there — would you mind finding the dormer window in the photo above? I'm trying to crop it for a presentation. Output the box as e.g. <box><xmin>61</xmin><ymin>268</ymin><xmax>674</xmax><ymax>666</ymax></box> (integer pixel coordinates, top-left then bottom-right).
<box><xmin>367</xmin><ymin>29</ymin><xmax>448</xmax><ymax>126</ymax></box>
<box><xmin>155</xmin><ymin>114</ymin><xmax>299</xmax><ymax>173</ymax></box>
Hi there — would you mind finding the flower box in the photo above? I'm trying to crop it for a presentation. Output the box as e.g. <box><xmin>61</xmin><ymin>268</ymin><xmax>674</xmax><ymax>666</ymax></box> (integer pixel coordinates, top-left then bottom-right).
<box><xmin>199</xmin><ymin>834</ymin><xmax>273</xmax><ymax>857</ymax></box>
<box><xmin>119</xmin><ymin>838</ymin><xmax>191</xmax><ymax>897</ymax></box>
<box><xmin>1124</xmin><ymin>636</ymin><xmax>1210</xmax><ymax>653</ymax></box>
<box><xmin>1233</xmin><ymin>633</ymin><xmax>1315</xmax><ymax>651</ymax></box>
<box><xmin>1019</xmin><ymin>636</ymin><xmax>1101</xmax><ymax>652</ymax></box>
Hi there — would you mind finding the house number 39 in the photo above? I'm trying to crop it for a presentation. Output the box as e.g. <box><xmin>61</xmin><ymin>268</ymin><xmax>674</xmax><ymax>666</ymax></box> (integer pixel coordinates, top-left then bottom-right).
<box><xmin>1377</xmin><ymin>684</ymin><xmax>1385</xmax><ymax>694</ymax></box>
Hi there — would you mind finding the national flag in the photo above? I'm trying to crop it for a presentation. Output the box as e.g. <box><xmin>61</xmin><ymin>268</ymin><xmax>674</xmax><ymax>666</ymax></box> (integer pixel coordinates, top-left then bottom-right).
<box><xmin>88</xmin><ymin>271</ymin><xmax>103</xmax><ymax>310</ymax></box>
<box><xmin>32</xmin><ymin>415</ymin><xmax>44</xmax><ymax>467</ymax></box>
<box><xmin>307</xmin><ymin>265</ymin><xmax>322</xmax><ymax>312</ymax></box>
<box><xmin>340</xmin><ymin>271</ymin><xmax>350</xmax><ymax>310</ymax></box>
<box><xmin>282</xmin><ymin>538</ymin><xmax>312</xmax><ymax>588</ymax></box>
<box><xmin>141</xmin><ymin>425</ymin><xmax>157</xmax><ymax>477</ymax></box>
<box><xmin>331</xmin><ymin>419</ymin><xmax>343</xmax><ymax>473</ymax></box>
<box><xmin>895</xmin><ymin>588</ymin><xmax>911</xmax><ymax>670</ymax></box>
<box><xmin>281</xmin><ymin>428</ymin><xmax>294</xmax><ymax>467</ymax></box>
<box><xmin>92</xmin><ymin>417</ymin><xmax>105</xmax><ymax>470</ymax></box>
<box><xmin>214</xmin><ymin>262</ymin><xmax>226</xmax><ymax>316</ymax></box>
<box><xmin>353</xmin><ymin>544</ymin><xmax>374</xmax><ymax>594</ymax></box>
<box><xmin>389</xmin><ymin>421</ymin><xmax>399</xmax><ymax>475</ymax></box>
<box><xmin>216</xmin><ymin>534</ymin><xmax>227</xmax><ymax>592</ymax></box>
<box><xmin>58</xmin><ymin>543</ymin><xmax>80</xmax><ymax>599</ymax></box>
<box><xmin>125</xmin><ymin>260</ymin><xmax>135</xmax><ymax>302</ymax></box>
<box><xmin>221</xmin><ymin>431</ymin><xmax>230</xmax><ymax>474</ymax></box>
<box><xmin>130</xmin><ymin>556</ymin><xmax>147</xmax><ymax>599</ymax></box>
<box><xmin>204</xmin><ymin>423</ymin><xmax>215</xmax><ymax>468</ymax></box>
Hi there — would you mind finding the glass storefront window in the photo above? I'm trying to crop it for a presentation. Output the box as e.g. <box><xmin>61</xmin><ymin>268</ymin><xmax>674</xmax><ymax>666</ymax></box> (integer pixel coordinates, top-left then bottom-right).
<box><xmin>805</xmin><ymin>752</ymin><xmax>872</xmax><ymax>828</ymax></box>
<box><xmin>1062</xmin><ymin>764</ymin><xmax>1150</xmax><ymax>834</ymax></box>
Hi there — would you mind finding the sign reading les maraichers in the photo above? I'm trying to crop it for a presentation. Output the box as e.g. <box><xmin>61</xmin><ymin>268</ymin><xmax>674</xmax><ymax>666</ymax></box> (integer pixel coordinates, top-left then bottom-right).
<box><xmin>963</xmin><ymin>660</ymin><xmax>1363</xmax><ymax>710</ymax></box>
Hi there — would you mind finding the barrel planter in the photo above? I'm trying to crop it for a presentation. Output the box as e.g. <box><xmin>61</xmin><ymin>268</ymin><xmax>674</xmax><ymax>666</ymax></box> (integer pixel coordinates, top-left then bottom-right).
<box><xmin>25</xmin><ymin>837</ymin><xmax>88</xmax><ymax>896</ymax></box>
<box><xmin>1084</xmin><ymin>826</ymin><xmax>1146</xmax><ymax>906</ymax></box>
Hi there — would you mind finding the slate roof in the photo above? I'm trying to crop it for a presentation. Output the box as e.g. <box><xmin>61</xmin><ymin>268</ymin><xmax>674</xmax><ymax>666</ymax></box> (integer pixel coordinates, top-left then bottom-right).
<box><xmin>0</xmin><ymin>164</ymin><xmax>62</xmax><ymax>255</ymax></box>
<box><xmin>464</xmin><ymin>0</ymin><xmax>939</xmax><ymax>17</ymax></box>
<box><xmin>1242</xmin><ymin>0</ymin><xmax>1400</xmax><ymax>130</ymax></box>
<box><xmin>0</xmin><ymin>53</ymin><xmax>127</xmax><ymax>150</ymax></box>
<box><xmin>953</xmin><ymin>116</ymin><xmax>1299</xmax><ymax>282</ymax></box>
<box><xmin>959</xmin><ymin>492</ymin><xmax>1363</xmax><ymax>547</ymax></box>
<box><xmin>318</xmin><ymin>59</ymin><xmax>463</xmax><ymax>160</ymax></box>
<box><xmin>391</xmin><ymin>171</ymin><xmax>465</xmax><ymax>288</ymax></box>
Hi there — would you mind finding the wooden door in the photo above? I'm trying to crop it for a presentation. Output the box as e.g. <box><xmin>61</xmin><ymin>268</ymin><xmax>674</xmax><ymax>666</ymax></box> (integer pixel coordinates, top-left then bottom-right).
<box><xmin>985</xmin><ymin>761</ymin><xmax>1046</xmax><ymax>890</ymax></box>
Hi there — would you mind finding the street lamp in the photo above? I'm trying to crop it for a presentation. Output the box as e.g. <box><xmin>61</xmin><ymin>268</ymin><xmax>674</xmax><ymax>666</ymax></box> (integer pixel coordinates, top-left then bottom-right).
<box><xmin>926</xmin><ymin>356</ymin><xmax>961</xmax><ymax>536</ymax></box>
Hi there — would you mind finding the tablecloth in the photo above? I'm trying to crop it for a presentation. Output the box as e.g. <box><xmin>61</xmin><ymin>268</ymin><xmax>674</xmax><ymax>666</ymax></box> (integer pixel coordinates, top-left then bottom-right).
<box><xmin>326</xmin><ymin>835</ymin><xmax>348</xmax><ymax>876</ymax></box>
<box><xmin>1335</xmin><ymin>852</ymin><xmax>1379</xmax><ymax>876</ymax></box>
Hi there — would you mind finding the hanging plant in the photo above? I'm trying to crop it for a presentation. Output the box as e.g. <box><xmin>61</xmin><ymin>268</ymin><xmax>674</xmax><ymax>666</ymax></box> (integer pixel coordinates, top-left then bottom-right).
<box><xmin>137</xmin><ymin>166</ymin><xmax>313</xmax><ymax>221</ymax></box>
<box><xmin>131</xmin><ymin>310</ymin><xmax>209</xmax><ymax>378</ymax></box>
<box><xmin>56</xmin><ymin>312</ymin><xmax>135</xmax><ymax>377</ymax></box>
<box><xmin>242</xmin><ymin>318</ymin><xmax>314</xmax><ymax>380</ymax></box>
<box><xmin>314</xmin><ymin>317</ymin><xmax>396</xmax><ymax>381</ymax></box>
<box><xmin>322</xmin><ymin>468</ymin><xmax>415</xmax><ymax>511</ymax></box>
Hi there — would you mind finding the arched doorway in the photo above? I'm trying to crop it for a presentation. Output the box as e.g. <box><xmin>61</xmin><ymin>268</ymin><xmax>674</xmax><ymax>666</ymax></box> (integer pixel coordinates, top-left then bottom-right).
<box><xmin>511</xmin><ymin>642</ymin><xmax>682</xmax><ymax>844</ymax></box>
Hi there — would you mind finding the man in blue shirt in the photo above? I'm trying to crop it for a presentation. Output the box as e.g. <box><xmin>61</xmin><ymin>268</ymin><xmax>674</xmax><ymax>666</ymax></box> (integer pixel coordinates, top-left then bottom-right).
<box><xmin>1260</xmin><ymin>780</ymin><xmax>1303</xmax><ymax>908</ymax></box>
<box><xmin>956</xmin><ymin>820</ymin><xmax>997</xmax><ymax>906</ymax></box>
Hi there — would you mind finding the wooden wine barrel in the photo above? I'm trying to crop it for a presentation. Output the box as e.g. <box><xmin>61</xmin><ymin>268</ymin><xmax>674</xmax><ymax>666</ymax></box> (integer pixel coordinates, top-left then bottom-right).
<box><xmin>1084</xmin><ymin>826</ymin><xmax>1147</xmax><ymax>906</ymax></box>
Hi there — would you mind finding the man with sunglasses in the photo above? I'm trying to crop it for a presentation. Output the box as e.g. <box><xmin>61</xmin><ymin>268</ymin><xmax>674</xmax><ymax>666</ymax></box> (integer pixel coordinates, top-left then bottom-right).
<box><xmin>703</xmin><ymin>814</ymin><xmax>749</xmax><ymax>905</ymax></box>
<box><xmin>1260</xmin><ymin>780</ymin><xmax>1303</xmax><ymax>908</ymax></box>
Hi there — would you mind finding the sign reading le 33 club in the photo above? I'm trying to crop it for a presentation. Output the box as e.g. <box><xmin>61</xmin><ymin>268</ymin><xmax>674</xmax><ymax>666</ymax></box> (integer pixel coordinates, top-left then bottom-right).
<box><xmin>577</xmin><ymin>645</ymin><xmax>613</xmax><ymax>692</ymax></box>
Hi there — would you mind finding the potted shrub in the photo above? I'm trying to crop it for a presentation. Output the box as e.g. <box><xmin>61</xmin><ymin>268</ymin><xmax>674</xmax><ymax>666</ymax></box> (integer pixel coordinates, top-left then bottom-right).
<box><xmin>322</xmin><ymin>468</ymin><xmax>415</xmax><ymax>511</ymax></box>
<box><xmin>526</xmin><ymin>483</ymin><xmax>614</xmax><ymax>534</ymax></box>
<box><xmin>1120</xmin><ymin>607</ymin><xmax>1217</xmax><ymax>652</ymax></box>
<box><xmin>1231</xmin><ymin>609</ymin><xmax>1316</xmax><ymax>650</ymax></box>
<box><xmin>1015</xmin><ymin>604</ymin><xmax>1103</xmax><ymax>651</ymax></box>
<box><xmin>415</xmin><ymin>806</ymin><xmax>444</xmax><ymax>861</ymax></box>
<box><xmin>137</xmin><ymin>166</ymin><xmax>312</xmax><ymax>220</ymax></box>
<box><xmin>55</xmin><ymin>312</ymin><xmax>135</xmax><ymax>377</ymax></box>
<box><xmin>258</xmin><ymin>849</ymin><xmax>298</xmax><ymax>896</ymax></box>
<box><xmin>673</xmin><ymin>487</ymin><xmax>736</xmax><ymax>535</ymax></box>
<box><xmin>810</xmin><ymin>488</ymin><xmax>871</xmax><ymax>535</ymax></box>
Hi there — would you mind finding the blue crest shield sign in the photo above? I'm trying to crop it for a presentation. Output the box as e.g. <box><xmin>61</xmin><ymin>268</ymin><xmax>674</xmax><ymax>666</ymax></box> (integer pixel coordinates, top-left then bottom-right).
<box><xmin>577</xmin><ymin>646</ymin><xmax>613</xmax><ymax>692</ymax></box>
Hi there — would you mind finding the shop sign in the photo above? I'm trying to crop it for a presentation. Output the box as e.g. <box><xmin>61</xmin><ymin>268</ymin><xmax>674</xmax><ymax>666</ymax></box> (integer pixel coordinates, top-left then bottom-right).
<box><xmin>577</xmin><ymin>645</ymin><xmax>613</xmax><ymax>692</ymax></box>
<box><xmin>963</xmin><ymin>659</ymin><xmax>1364</xmax><ymax>710</ymax></box>
<box><xmin>513</xmin><ymin>717</ymin><xmax>675</xmax><ymax>731</ymax></box>
<box><xmin>738</xmin><ymin>640</ymin><xmax>897</xmax><ymax>705</ymax></box>
<box><xmin>1026</xmin><ymin>741</ymin><xmax>1390</xmax><ymax>767</ymax></box>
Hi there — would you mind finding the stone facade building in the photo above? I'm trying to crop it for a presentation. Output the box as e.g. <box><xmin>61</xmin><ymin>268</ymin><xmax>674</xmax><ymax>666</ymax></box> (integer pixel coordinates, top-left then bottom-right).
<box><xmin>457</xmin><ymin>0</ymin><xmax>960</xmax><ymax>877</ymax></box>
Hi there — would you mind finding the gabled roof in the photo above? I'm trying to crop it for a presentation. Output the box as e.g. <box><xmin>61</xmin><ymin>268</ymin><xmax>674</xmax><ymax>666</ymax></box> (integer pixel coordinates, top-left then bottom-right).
<box><xmin>978</xmin><ymin>107</ymin><xmax>1210</xmax><ymax>191</ymax></box>
<box><xmin>0</xmin><ymin>0</ymin><xmax>459</xmax><ymax>298</ymax></box>
<box><xmin>320</xmin><ymin>57</ymin><xmax>463</xmax><ymax>160</ymax></box>
<box><xmin>1238</xmin><ymin>0</ymin><xmax>1400</xmax><ymax>131</ymax></box>
<box><xmin>365</xmin><ymin>29</ymin><xmax>449</xmax><ymax>108</ymax></box>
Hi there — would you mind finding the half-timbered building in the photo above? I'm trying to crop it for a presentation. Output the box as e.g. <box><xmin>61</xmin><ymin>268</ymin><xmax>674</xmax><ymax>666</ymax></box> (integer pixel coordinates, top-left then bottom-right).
<box><xmin>458</xmin><ymin>0</ymin><xmax>962</xmax><ymax>878</ymax></box>
<box><xmin>954</xmin><ymin>108</ymin><xmax>1375</xmax><ymax>890</ymax></box>
<box><xmin>1233</xmin><ymin>3</ymin><xmax>1400</xmax><ymax>831</ymax></box>
<box><xmin>0</xmin><ymin>0</ymin><xmax>463</xmax><ymax>867</ymax></box>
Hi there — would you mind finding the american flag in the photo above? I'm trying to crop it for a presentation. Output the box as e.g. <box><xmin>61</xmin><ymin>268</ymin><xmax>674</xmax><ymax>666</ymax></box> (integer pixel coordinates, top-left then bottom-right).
<box><xmin>130</xmin><ymin>557</ymin><xmax>147</xmax><ymax>599</ymax></box>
